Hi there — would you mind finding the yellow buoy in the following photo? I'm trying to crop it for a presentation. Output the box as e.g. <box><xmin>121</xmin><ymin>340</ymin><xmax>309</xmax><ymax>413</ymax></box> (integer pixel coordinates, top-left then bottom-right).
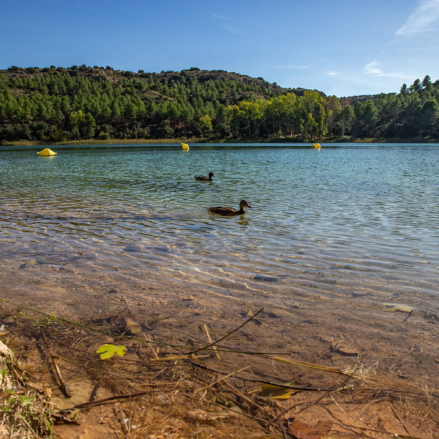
<box><xmin>37</xmin><ymin>148</ymin><xmax>57</xmax><ymax>156</ymax></box>
<box><xmin>181</xmin><ymin>142</ymin><xmax>190</xmax><ymax>151</ymax></box>
<box><xmin>313</xmin><ymin>143</ymin><xmax>321</xmax><ymax>149</ymax></box>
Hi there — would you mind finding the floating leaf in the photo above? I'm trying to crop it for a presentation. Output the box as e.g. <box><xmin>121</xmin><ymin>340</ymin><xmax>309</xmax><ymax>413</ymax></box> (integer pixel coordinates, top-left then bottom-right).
<box><xmin>125</xmin><ymin>317</ymin><xmax>142</xmax><ymax>334</ymax></box>
<box><xmin>261</xmin><ymin>382</ymin><xmax>298</xmax><ymax>399</ymax></box>
<box><xmin>96</xmin><ymin>344</ymin><xmax>127</xmax><ymax>360</ymax></box>
<box><xmin>26</xmin><ymin>259</ymin><xmax>38</xmax><ymax>266</ymax></box>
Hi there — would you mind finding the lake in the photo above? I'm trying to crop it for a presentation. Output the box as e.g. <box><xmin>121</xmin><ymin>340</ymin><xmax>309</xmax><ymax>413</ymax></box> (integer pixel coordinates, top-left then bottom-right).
<box><xmin>1</xmin><ymin>143</ymin><xmax>439</xmax><ymax>308</ymax></box>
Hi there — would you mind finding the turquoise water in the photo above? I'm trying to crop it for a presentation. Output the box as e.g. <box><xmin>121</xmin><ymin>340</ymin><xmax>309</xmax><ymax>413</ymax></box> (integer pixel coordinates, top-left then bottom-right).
<box><xmin>1</xmin><ymin>143</ymin><xmax>439</xmax><ymax>301</ymax></box>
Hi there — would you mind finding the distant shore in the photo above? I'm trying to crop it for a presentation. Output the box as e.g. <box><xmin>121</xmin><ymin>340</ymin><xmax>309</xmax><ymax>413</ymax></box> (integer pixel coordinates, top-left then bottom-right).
<box><xmin>2</xmin><ymin>136</ymin><xmax>439</xmax><ymax>147</ymax></box>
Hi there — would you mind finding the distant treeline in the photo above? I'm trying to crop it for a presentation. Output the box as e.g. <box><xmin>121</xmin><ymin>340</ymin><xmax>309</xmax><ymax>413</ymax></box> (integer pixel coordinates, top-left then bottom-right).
<box><xmin>0</xmin><ymin>65</ymin><xmax>438</xmax><ymax>142</ymax></box>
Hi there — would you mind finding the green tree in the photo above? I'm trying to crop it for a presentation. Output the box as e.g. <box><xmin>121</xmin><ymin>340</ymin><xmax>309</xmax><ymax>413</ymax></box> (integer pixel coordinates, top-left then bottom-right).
<box><xmin>199</xmin><ymin>114</ymin><xmax>212</xmax><ymax>132</ymax></box>
<box><xmin>70</xmin><ymin>110</ymin><xmax>86</xmax><ymax>130</ymax></box>
<box><xmin>420</xmin><ymin>99</ymin><xmax>438</xmax><ymax>134</ymax></box>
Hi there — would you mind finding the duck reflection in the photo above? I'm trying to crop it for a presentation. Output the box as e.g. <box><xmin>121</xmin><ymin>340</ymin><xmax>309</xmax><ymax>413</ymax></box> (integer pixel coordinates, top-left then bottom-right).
<box><xmin>237</xmin><ymin>216</ymin><xmax>250</xmax><ymax>226</ymax></box>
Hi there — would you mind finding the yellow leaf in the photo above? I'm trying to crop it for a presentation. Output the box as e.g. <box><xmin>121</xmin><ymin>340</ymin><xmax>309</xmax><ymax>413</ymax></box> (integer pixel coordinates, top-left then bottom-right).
<box><xmin>261</xmin><ymin>383</ymin><xmax>299</xmax><ymax>399</ymax></box>
<box><xmin>125</xmin><ymin>317</ymin><xmax>142</xmax><ymax>334</ymax></box>
<box><xmin>96</xmin><ymin>344</ymin><xmax>127</xmax><ymax>360</ymax></box>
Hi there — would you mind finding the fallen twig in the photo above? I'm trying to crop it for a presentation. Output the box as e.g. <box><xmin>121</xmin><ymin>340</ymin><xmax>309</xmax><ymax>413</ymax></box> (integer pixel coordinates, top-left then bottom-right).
<box><xmin>204</xmin><ymin>324</ymin><xmax>220</xmax><ymax>360</ymax></box>
<box><xmin>73</xmin><ymin>390</ymin><xmax>151</xmax><ymax>409</ymax></box>
<box><xmin>52</xmin><ymin>413</ymin><xmax>80</xmax><ymax>425</ymax></box>
<box><xmin>187</xmin><ymin>308</ymin><xmax>264</xmax><ymax>355</ymax></box>
<box><xmin>89</xmin><ymin>381</ymin><xmax>100</xmax><ymax>401</ymax></box>
<box><xmin>41</xmin><ymin>330</ymin><xmax>71</xmax><ymax>398</ymax></box>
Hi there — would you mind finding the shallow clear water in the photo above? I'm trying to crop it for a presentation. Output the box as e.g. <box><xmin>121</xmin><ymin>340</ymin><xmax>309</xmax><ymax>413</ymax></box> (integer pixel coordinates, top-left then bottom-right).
<box><xmin>1</xmin><ymin>143</ymin><xmax>439</xmax><ymax>301</ymax></box>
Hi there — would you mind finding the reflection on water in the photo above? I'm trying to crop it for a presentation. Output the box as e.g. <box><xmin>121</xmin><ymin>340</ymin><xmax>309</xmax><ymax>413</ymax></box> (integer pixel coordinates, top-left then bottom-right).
<box><xmin>1</xmin><ymin>143</ymin><xmax>439</xmax><ymax>303</ymax></box>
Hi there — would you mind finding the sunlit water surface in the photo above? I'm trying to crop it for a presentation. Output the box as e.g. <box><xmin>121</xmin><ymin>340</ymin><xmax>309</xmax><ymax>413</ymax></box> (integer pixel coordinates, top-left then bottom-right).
<box><xmin>1</xmin><ymin>143</ymin><xmax>439</xmax><ymax>302</ymax></box>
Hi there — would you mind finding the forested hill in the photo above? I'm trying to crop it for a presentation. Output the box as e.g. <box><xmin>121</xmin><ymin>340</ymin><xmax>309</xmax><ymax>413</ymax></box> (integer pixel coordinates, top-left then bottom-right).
<box><xmin>0</xmin><ymin>65</ymin><xmax>438</xmax><ymax>143</ymax></box>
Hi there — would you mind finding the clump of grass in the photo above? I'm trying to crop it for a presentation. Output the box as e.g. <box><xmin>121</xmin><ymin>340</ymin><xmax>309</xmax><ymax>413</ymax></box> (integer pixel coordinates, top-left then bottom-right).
<box><xmin>0</xmin><ymin>356</ymin><xmax>54</xmax><ymax>438</ymax></box>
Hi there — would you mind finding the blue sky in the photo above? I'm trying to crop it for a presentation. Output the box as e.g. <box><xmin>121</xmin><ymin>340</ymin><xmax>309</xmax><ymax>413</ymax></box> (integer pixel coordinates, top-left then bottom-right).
<box><xmin>1</xmin><ymin>0</ymin><xmax>438</xmax><ymax>96</ymax></box>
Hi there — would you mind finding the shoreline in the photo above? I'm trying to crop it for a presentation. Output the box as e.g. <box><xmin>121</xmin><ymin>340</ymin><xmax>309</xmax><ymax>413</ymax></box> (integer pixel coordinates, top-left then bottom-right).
<box><xmin>2</xmin><ymin>136</ymin><xmax>439</xmax><ymax>147</ymax></box>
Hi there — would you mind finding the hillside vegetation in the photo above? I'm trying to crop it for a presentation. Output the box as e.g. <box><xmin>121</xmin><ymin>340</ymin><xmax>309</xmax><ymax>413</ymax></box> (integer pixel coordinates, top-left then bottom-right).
<box><xmin>0</xmin><ymin>65</ymin><xmax>438</xmax><ymax>143</ymax></box>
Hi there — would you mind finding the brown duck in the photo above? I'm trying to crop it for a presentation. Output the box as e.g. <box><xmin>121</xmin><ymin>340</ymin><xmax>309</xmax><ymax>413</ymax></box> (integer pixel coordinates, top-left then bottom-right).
<box><xmin>195</xmin><ymin>172</ymin><xmax>215</xmax><ymax>181</ymax></box>
<box><xmin>206</xmin><ymin>200</ymin><xmax>251</xmax><ymax>216</ymax></box>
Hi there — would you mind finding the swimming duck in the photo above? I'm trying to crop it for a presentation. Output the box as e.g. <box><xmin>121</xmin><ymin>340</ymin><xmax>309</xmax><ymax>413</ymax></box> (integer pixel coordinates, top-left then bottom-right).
<box><xmin>206</xmin><ymin>199</ymin><xmax>251</xmax><ymax>216</ymax></box>
<box><xmin>195</xmin><ymin>172</ymin><xmax>215</xmax><ymax>181</ymax></box>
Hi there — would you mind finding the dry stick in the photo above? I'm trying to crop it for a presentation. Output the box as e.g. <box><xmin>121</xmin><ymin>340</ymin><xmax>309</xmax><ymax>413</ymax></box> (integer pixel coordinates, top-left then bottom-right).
<box><xmin>19</xmin><ymin>414</ymin><xmax>43</xmax><ymax>439</ymax></box>
<box><xmin>73</xmin><ymin>390</ymin><xmax>151</xmax><ymax>409</ymax></box>
<box><xmin>89</xmin><ymin>381</ymin><xmax>100</xmax><ymax>402</ymax></box>
<box><xmin>196</xmin><ymin>366</ymin><xmax>251</xmax><ymax>393</ymax></box>
<box><xmin>143</xmin><ymin>333</ymin><xmax>159</xmax><ymax>359</ymax></box>
<box><xmin>8</xmin><ymin>362</ymin><xmax>26</xmax><ymax>387</ymax></box>
<box><xmin>185</xmin><ymin>360</ymin><xmax>335</xmax><ymax>392</ymax></box>
<box><xmin>41</xmin><ymin>330</ymin><xmax>71</xmax><ymax>398</ymax></box>
<box><xmin>51</xmin><ymin>413</ymin><xmax>80</xmax><ymax>425</ymax></box>
<box><xmin>203</xmin><ymin>324</ymin><xmax>221</xmax><ymax>360</ymax></box>
<box><xmin>187</xmin><ymin>308</ymin><xmax>264</xmax><ymax>356</ymax></box>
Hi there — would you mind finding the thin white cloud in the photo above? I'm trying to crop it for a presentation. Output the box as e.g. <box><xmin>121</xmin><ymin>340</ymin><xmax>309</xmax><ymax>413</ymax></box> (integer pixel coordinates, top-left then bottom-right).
<box><xmin>223</xmin><ymin>23</ymin><xmax>243</xmax><ymax>34</ymax></box>
<box><xmin>326</xmin><ymin>72</ymin><xmax>338</xmax><ymax>76</ymax></box>
<box><xmin>364</xmin><ymin>61</ymin><xmax>412</xmax><ymax>79</ymax></box>
<box><xmin>211</xmin><ymin>13</ymin><xmax>234</xmax><ymax>20</ymax></box>
<box><xmin>396</xmin><ymin>0</ymin><xmax>439</xmax><ymax>36</ymax></box>
<box><xmin>364</xmin><ymin>61</ymin><xmax>383</xmax><ymax>76</ymax></box>
<box><xmin>276</xmin><ymin>64</ymin><xmax>309</xmax><ymax>69</ymax></box>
